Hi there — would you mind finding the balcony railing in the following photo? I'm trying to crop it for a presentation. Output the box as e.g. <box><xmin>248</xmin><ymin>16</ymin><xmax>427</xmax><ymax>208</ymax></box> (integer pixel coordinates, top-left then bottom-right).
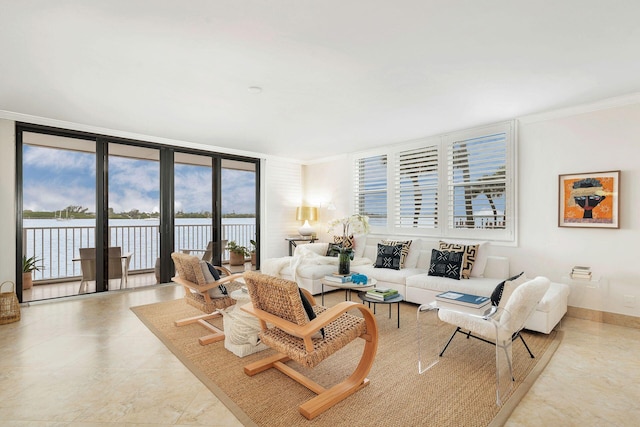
<box><xmin>23</xmin><ymin>221</ymin><xmax>256</xmax><ymax>282</ymax></box>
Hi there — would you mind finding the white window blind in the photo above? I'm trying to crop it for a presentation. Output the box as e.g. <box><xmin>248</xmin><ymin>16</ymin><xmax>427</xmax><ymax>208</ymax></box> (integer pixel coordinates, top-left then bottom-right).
<box><xmin>394</xmin><ymin>144</ymin><xmax>439</xmax><ymax>229</ymax></box>
<box><xmin>354</xmin><ymin>154</ymin><xmax>387</xmax><ymax>227</ymax></box>
<box><xmin>447</xmin><ymin>131</ymin><xmax>508</xmax><ymax>231</ymax></box>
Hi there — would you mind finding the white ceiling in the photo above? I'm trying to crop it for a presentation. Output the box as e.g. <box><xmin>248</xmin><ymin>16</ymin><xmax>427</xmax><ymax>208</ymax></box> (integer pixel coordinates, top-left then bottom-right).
<box><xmin>1</xmin><ymin>1</ymin><xmax>640</xmax><ymax>162</ymax></box>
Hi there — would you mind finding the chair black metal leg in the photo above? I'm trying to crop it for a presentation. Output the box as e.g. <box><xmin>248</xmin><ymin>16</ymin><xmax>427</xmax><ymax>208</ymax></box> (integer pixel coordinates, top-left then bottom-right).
<box><xmin>518</xmin><ymin>333</ymin><xmax>535</xmax><ymax>358</ymax></box>
<box><xmin>439</xmin><ymin>327</ymin><xmax>461</xmax><ymax>357</ymax></box>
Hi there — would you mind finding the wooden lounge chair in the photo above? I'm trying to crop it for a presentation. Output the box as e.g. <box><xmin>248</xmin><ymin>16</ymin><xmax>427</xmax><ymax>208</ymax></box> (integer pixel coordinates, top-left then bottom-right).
<box><xmin>241</xmin><ymin>271</ymin><xmax>379</xmax><ymax>420</ymax></box>
<box><xmin>171</xmin><ymin>252</ymin><xmax>243</xmax><ymax>345</ymax></box>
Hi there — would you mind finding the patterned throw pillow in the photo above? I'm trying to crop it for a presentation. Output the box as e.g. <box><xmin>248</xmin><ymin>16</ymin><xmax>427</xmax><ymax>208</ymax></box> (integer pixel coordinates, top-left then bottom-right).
<box><xmin>438</xmin><ymin>241</ymin><xmax>478</xmax><ymax>279</ymax></box>
<box><xmin>373</xmin><ymin>243</ymin><xmax>404</xmax><ymax>270</ymax></box>
<box><xmin>325</xmin><ymin>243</ymin><xmax>354</xmax><ymax>260</ymax></box>
<box><xmin>200</xmin><ymin>261</ymin><xmax>227</xmax><ymax>298</ymax></box>
<box><xmin>427</xmin><ymin>249</ymin><xmax>463</xmax><ymax>280</ymax></box>
<box><xmin>333</xmin><ymin>234</ymin><xmax>355</xmax><ymax>249</ymax></box>
<box><xmin>490</xmin><ymin>272</ymin><xmax>524</xmax><ymax>306</ymax></box>
<box><xmin>382</xmin><ymin>239</ymin><xmax>412</xmax><ymax>269</ymax></box>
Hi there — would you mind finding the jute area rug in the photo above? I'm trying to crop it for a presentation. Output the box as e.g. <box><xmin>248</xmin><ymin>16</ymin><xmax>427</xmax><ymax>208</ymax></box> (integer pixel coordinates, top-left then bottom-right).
<box><xmin>131</xmin><ymin>291</ymin><xmax>561</xmax><ymax>427</ymax></box>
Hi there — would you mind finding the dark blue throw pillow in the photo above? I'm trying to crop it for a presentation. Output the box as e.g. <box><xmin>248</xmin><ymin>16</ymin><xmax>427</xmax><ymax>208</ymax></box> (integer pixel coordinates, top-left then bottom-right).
<box><xmin>427</xmin><ymin>249</ymin><xmax>463</xmax><ymax>280</ymax></box>
<box><xmin>206</xmin><ymin>262</ymin><xmax>228</xmax><ymax>295</ymax></box>
<box><xmin>326</xmin><ymin>243</ymin><xmax>354</xmax><ymax>260</ymax></box>
<box><xmin>206</xmin><ymin>262</ymin><xmax>221</xmax><ymax>281</ymax></box>
<box><xmin>299</xmin><ymin>288</ymin><xmax>324</xmax><ymax>338</ymax></box>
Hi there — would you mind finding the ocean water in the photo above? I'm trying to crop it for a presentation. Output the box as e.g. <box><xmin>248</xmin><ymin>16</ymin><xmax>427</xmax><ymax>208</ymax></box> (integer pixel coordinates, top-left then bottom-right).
<box><xmin>23</xmin><ymin>218</ymin><xmax>255</xmax><ymax>280</ymax></box>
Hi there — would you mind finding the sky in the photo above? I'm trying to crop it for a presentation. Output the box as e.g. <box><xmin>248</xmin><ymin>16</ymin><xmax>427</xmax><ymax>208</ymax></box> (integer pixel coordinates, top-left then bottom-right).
<box><xmin>22</xmin><ymin>145</ymin><xmax>256</xmax><ymax>215</ymax></box>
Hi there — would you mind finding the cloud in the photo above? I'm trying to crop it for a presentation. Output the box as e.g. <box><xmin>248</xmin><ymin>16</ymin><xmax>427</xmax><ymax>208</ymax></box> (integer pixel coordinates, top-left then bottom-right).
<box><xmin>23</xmin><ymin>147</ymin><xmax>257</xmax><ymax>215</ymax></box>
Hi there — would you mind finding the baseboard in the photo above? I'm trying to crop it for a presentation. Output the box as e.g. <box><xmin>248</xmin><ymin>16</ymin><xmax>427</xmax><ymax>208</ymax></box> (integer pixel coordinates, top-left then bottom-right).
<box><xmin>567</xmin><ymin>306</ymin><xmax>640</xmax><ymax>330</ymax></box>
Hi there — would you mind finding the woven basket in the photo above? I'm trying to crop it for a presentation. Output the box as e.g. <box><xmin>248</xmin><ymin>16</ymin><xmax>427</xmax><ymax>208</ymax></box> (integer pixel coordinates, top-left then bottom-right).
<box><xmin>0</xmin><ymin>281</ymin><xmax>21</xmax><ymax>325</ymax></box>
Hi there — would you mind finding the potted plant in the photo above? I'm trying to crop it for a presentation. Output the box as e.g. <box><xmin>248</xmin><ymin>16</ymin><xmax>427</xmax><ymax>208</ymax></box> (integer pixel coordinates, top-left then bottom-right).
<box><xmin>249</xmin><ymin>239</ymin><xmax>257</xmax><ymax>266</ymax></box>
<box><xmin>226</xmin><ymin>241</ymin><xmax>249</xmax><ymax>266</ymax></box>
<box><xmin>22</xmin><ymin>255</ymin><xmax>41</xmax><ymax>290</ymax></box>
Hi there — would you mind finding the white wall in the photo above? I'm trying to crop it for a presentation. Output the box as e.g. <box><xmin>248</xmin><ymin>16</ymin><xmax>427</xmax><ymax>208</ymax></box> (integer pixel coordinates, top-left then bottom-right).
<box><xmin>0</xmin><ymin>119</ymin><xmax>16</xmax><ymax>285</ymax></box>
<box><xmin>304</xmin><ymin>102</ymin><xmax>640</xmax><ymax>318</ymax></box>
<box><xmin>263</xmin><ymin>157</ymin><xmax>304</xmax><ymax>258</ymax></box>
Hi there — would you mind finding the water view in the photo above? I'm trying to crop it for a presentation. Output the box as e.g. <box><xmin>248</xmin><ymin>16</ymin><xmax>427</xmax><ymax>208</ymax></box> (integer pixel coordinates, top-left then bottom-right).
<box><xmin>24</xmin><ymin>217</ymin><xmax>256</xmax><ymax>282</ymax></box>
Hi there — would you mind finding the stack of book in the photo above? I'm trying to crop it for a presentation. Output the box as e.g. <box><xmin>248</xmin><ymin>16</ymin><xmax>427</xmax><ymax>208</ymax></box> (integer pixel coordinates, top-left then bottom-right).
<box><xmin>435</xmin><ymin>291</ymin><xmax>490</xmax><ymax>313</ymax></box>
<box><xmin>366</xmin><ymin>288</ymin><xmax>399</xmax><ymax>301</ymax></box>
<box><xmin>571</xmin><ymin>266</ymin><xmax>592</xmax><ymax>280</ymax></box>
<box><xmin>324</xmin><ymin>273</ymin><xmax>352</xmax><ymax>283</ymax></box>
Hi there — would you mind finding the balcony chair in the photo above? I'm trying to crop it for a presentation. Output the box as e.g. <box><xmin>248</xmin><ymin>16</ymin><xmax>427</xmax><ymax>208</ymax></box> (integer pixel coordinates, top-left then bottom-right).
<box><xmin>181</xmin><ymin>240</ymin><xmax>228</xmax><ymax>264</ymax></box>
<box><xmin>436</xmin><ymin>276</ymin><xmax>551</xmax><ymax>405</ymax></box>
<box><xmin>241</xmin><ymin>271</ymin><xmax>379</xmax><ymax>420</ymax></box>
<box><xmin>78</xmin><ymin>247</ymin><xmax>132</xmax><ymax>292</ymax></box>
<box><xmin>171</xmin><ymin>252</ymin><xmax>243</xmax><ymax>345</ymax></box>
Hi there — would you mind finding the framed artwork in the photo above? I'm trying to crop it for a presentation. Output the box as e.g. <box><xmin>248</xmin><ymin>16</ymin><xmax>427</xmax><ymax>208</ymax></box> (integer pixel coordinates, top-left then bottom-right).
<box><xmin>558</xmin><ymin>170</ymin><xmax>620</xmax><ymax>228</ymax></box>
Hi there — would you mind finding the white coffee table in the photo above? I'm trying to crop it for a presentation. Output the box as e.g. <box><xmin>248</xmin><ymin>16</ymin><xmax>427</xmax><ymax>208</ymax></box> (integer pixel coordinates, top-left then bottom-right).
<box><xmin>320</xmin><ymin>278</ymin><xmax>377</xmax><ymax>305</ymax></box>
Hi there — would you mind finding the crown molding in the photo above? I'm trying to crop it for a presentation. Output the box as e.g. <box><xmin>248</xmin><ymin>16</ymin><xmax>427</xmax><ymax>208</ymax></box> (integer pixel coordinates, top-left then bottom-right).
<box><xmin>518</xmin><ymin>92</ymin><xmax>640</xmax><ymax>125</ymax></box>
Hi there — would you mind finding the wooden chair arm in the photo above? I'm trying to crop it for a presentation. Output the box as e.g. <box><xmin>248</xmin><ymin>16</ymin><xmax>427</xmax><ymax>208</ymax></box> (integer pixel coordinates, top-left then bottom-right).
<box><xmin>241</xmin><ymin>301</ymin><xmax>369</xmax><ymax>339</ymax></box>
<box><xmin>172</xmin><ymin>273</ymin><xmax>243</xmax><ymax>292</ymax></box>
<box><xmin>215</xmin><ymin>265</ymin><xmax>232</xmax><ymax>276</ymax></box>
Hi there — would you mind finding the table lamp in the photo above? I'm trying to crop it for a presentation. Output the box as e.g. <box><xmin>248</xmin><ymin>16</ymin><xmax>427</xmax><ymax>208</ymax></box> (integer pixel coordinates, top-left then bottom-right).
<box><xmin>296</xmin><ymin>206</ymin><xmax>318</xmax><ymax>236</ymax></box>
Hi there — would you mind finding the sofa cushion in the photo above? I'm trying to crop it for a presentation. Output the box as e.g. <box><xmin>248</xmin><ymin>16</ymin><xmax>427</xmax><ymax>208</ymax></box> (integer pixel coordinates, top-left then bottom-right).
<box><xmin>281</xmin><ymin>263</ymin><xmax>337</xmax><ymax>280</ymax></box>
<box><xmin>438</xmin><ymin>241</ymin><xmax>478</xmax><ymax>279</ymax></box>
<box><xmin>428</xmin><ymin>249</ymin><xmax>463</xmax><ymax>280</ymax></box>
<box><xmin>353</xmin><ymin>234</ymin><xmax>367</xmax><ymax>259</ymax></box>
<box><xmin>536</xmin><ymin>282</ymin><xmax>570</xmax><ymax>313</ymax></box>
<box><xmin>406</xmin><ymin>273</ymin><xmax>501</xmax><ymax>296</ymax></box>
<box><xmin>374</xmin><ymin>243</ymin><xmax>404</xmax><ymax>270</ymax></box>
<box><xmin>356</xmin><ymin>265</ymin><xmax>427</xmax><ymax>285</ymax></box>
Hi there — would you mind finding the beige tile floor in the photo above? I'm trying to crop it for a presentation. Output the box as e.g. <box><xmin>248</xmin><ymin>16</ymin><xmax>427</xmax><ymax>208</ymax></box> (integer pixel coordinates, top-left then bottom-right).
<box><xmin>1</xmin><ymin>284</ymin><xmax>638</xmax><ymax>426</ymax></box>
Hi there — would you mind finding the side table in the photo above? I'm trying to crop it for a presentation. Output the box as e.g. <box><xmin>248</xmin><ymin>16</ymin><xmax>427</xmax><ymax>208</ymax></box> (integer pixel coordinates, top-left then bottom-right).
<box><xmin>358</xmin><ymin>291</ymin><xmax>403</xmax><ymax>328</ymax></box>
<box><xmin>222</xmin><ymin>288</ymin><xmax>268</xmax><ymax>357</ymax></box>
<box><xmin>320</xmin><ymin>278</ymin><xmax>377</xmax><ymax>305</ymax></box>
<box><xmin>285</xmin><ymin>236</ymin><xmax>318</xmax><ymax>256</ymax></box>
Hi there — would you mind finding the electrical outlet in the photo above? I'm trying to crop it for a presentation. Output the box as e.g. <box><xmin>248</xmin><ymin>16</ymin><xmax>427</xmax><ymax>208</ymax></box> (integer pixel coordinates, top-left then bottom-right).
<box><xmin>623</xmin><ymin>295</ymin><xmax>636</xmax><ymax>308</ymax></box>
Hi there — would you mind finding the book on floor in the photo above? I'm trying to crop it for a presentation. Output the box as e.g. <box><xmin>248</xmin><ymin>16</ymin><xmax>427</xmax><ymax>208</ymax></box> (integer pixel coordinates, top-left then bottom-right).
<box><xmin>435</xmin><ymin>291</ymin><xmax>490</xmax><ymax>309</ymax></box>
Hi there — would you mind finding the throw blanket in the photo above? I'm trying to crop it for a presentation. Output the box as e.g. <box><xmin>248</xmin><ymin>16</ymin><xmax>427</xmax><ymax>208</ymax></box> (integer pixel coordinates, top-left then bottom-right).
<box><xmin>261</xmin><ymin>245</ymin><xmax>372</xmax><ymax>283</ymax></box>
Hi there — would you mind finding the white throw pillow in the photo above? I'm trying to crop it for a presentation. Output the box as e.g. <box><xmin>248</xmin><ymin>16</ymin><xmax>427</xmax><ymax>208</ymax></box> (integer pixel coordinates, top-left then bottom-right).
<box><xmin>200</xmin><ymin>260</ymin><xmax>226</xmax><ymax>298</ymax></box>
<box><xmin>498</xmin><ymin>273</ymin><xmax>529</xmax><ymax>312</ymax></box>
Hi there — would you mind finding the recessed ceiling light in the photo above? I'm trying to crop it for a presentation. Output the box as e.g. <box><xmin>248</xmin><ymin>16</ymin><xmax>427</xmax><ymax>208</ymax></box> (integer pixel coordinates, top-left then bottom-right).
<box><xmin>248</xmin><ymin>86</ymin><xmax>262</xmax><ymax>94</ymax></box>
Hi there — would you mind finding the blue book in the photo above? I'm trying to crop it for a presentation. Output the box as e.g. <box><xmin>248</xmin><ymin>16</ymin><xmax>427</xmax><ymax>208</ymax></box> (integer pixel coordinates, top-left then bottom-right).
<box><xmin>436</xmin><ymin>291</ymin><xmax>490</xmax><ymax>308</ymax></box>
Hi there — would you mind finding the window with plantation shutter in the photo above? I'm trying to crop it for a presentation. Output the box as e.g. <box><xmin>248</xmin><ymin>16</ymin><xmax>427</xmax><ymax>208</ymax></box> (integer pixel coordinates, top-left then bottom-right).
<box><xmin>394</xmin><ymin>144</ymin><xmax>439</xmax><ymax>229</ymax></box>
<box><xmin>351</xmin><ymin>121</ymin><xmax>514</xmax><ymax>241</ymax></box>
<box><xmin>354</xmin><ymin>154</ymin><xmax>387</xmax><ymax>227</ymax></box>
<box><xmin>446</xmin><ymin>129</ymin><xmax>509</xmax><ymax>232</ymax></box>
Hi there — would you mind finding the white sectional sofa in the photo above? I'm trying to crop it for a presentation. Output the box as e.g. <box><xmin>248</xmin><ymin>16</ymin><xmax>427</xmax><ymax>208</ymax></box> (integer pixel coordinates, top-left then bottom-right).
<box><xmin>267</xmin><ymin>236</ymin><xmax>569</xmax><ymax>334</ymax></box>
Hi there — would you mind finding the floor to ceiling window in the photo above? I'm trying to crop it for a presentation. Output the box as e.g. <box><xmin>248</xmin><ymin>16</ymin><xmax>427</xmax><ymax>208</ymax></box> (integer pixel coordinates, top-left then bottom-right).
<box><xmin>21</xmin><ymin>131</ymin><xmax>98</xmax><ymax>300</ymax></box>
<box><xmin>108</xmin><ymin>143</ymin><xmax>161</xmax><ymax>291</ymax></box>
<box><xmin>16</xmin><ymin>124</ymin><xmax>260</xmax><ymax>303</ymax></box>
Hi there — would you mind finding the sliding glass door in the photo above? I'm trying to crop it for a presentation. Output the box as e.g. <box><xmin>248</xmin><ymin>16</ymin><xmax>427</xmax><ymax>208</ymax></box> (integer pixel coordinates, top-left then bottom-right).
<box><xmin>108</xmin><ymin>143</ymin><xmax>161</xmax><ymax>290</ymax></box>
<box><xmin>16</xmin><ymin>124</ymin><xmax>260</xmax><ymax>302</ymax></box>
<box><xmin>21</xmin><ymin>131</ymin><xmax>98</xmax><ymax>300</ymax></box>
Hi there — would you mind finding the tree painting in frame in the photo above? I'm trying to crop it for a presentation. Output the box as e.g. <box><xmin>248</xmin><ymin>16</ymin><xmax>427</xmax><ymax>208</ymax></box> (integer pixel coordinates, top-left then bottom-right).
<box><xmin>558</xmin><ymin>170</ymin><xmax>620</xmax><ymax>228</ymax></box>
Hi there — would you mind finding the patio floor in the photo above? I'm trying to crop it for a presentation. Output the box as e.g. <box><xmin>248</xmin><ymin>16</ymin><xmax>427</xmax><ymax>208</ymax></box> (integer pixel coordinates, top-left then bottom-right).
<box><xmin>22</xmin><ymin>262</ymin><xmax>254</xmax><ymax>303</ymax></box>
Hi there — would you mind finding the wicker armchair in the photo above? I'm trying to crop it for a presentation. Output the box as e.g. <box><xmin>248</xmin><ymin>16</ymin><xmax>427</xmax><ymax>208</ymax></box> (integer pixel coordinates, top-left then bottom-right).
<box><xmin>241</xmin><ymin>271</ymin><xmax>379</xmax><ymax>420</ymax></box>
<box><xmin>171</xmin><ymin>252</ymin><xmax>243</xmax><ymax>345</ymax></box>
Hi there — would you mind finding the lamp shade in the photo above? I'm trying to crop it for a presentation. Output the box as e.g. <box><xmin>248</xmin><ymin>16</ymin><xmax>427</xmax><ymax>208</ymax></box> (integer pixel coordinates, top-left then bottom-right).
<box><xmin>296</xmin><ymin>206</ymin><xmax>318</xmax><ymax>222</ymax></box>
